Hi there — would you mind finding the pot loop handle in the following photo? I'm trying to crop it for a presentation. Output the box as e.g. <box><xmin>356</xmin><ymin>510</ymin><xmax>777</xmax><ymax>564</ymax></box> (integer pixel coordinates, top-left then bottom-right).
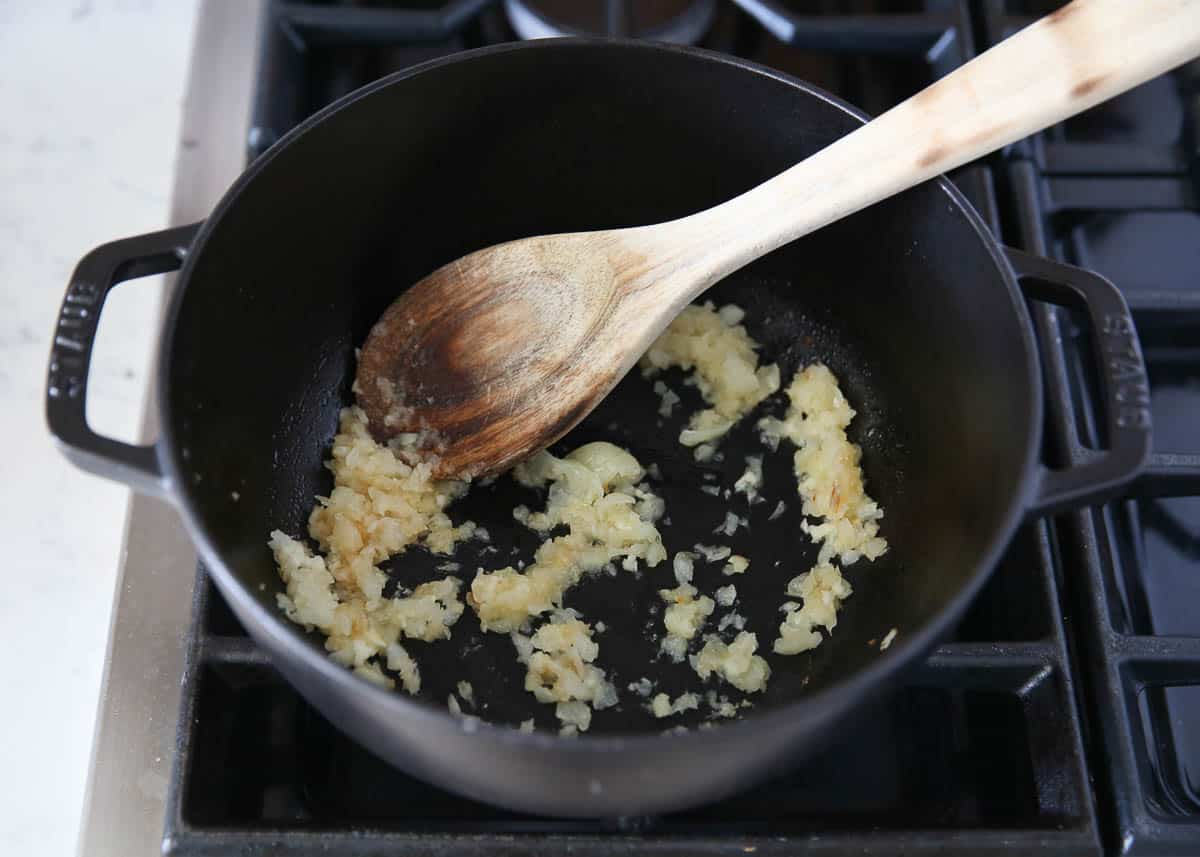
<box><xmin>1006</xmin><ymin>248</ymin><xmax>1152</xmax><ymax>518</ymax></box>
<box><xmin>45</xmin><ymin>223</ymin><xmax>202</xmax><ymax>499</ymax></box>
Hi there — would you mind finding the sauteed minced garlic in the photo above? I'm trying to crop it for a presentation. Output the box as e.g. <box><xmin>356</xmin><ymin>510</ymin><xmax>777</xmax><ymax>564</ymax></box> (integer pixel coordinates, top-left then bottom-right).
<box><xmin>760</xmin><ymin>365</ymin><xmax>889</xmax><ymax>655</ymax></box>
<box><xmin>640</xmin><ymin>301</ymin><xmax>781</xmax><ymax>457</ymax></box>
<box><xmin>470</xmin><ymin>442</ymin><xmax>667</xmax><ymax>634</ymax></box>
<box><xmin>270</xmin><ymin>302</ymin><xmax>888</xmax><ymax>733</ymax></box>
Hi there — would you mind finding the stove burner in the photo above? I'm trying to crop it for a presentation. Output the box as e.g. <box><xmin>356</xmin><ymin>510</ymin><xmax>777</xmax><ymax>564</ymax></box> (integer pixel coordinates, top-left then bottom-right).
<box><xmin>504</xmin><ymin>0</ymin><xmax>717</xmax><ymax>43</ymax></box>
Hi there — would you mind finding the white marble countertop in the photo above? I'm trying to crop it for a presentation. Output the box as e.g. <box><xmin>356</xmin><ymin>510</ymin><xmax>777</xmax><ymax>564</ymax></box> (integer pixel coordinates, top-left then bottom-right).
<box><xmin>0</xmin><ymin>3</ymin><xmax>200</xmax><ymax>855</ymax></box>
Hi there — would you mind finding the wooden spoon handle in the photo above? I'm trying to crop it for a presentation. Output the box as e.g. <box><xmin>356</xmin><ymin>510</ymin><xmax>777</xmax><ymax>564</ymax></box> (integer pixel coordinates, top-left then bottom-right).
<box><xmin>660</xmin><ymin>0</ymin><xmax>1200</xmax><ymax>290</ymax></box>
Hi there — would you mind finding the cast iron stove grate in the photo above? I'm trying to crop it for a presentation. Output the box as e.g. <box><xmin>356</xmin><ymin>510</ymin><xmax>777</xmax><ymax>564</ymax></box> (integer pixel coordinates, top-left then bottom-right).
<box><xmin>988</xmin><ymin>3</ymin><xmax>1200</xmax><ymax>852</ymax></box>
<box><xmin>161</xmin><ymin>1</ymin><xmax>1198</xmax><ymax>854</ymax></box>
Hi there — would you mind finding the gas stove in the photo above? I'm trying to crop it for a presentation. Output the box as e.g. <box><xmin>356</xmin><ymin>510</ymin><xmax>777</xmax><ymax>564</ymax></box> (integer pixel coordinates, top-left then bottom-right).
<box><xmin>79</xmin><ymin>2</ymin><xmax>1200</xmax><ymax>855</ymax></box>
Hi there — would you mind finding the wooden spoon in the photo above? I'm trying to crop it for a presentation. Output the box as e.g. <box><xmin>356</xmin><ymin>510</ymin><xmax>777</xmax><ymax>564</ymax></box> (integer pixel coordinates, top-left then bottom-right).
<box><xmin>357</xmin><ymin>0</ymin><xmax>1200</xmax><ymax>478</ymax></box>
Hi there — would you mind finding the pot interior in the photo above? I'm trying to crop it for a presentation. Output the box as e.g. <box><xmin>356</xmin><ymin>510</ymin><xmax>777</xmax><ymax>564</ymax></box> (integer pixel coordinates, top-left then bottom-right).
<box><xmin>165</xmin><ymin>41</ymin><xmax>1038</xmax><ymax>733</ymax></box>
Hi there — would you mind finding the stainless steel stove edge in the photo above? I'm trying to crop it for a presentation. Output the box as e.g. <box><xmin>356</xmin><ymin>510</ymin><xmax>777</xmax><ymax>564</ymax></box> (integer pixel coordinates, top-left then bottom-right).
<box><xmin>76</xmin><ymin>3</ymin><xmax>264</xmax><ymax>855</ymax></box>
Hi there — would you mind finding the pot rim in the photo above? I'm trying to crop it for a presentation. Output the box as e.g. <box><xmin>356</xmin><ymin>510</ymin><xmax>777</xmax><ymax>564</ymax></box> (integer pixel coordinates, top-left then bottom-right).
<box><xmin>156</xmin><ymin>37</ymin><xmax>1044</xmax><ymax>755</ymax></box>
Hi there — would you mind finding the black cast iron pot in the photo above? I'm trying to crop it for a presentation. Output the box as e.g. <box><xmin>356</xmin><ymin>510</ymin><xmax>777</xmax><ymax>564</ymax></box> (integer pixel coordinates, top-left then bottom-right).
<box><xmin>46</xmin><ymin>40</ymin><xmax>1150</xmax><ymax>817</ymax></box>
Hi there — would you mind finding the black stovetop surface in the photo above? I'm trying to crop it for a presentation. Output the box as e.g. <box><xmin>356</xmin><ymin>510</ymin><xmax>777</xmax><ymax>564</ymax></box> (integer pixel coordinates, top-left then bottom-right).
<box><xmin>163</xmin><ymin>2</ymin><xmax>1200</xmax><ymax>854</ymax></box>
